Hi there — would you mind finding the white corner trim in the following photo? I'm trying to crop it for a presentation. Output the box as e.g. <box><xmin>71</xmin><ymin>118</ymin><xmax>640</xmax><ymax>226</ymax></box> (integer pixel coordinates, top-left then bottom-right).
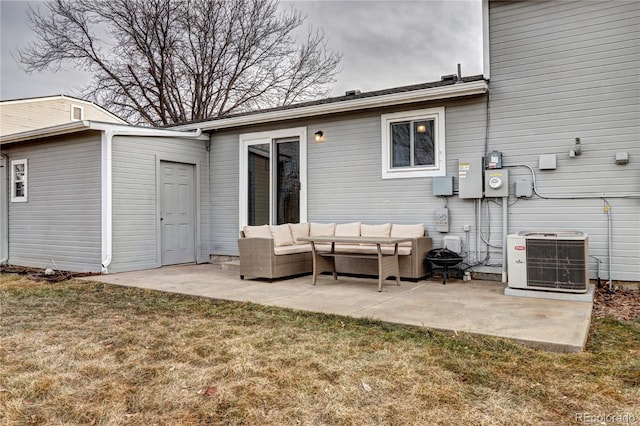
<box><xmin>482</xmin><ymin>0</ymin><xmax>491</xmax><ymax>79</ymax></box>
<box><xmin>0</xmin><ymin>154</ymin><xmax>8</xmax><ymax>264</ymax></box>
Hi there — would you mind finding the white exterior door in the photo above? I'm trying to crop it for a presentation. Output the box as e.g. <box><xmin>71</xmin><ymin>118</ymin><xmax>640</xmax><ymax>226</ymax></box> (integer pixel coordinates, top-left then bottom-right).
<box><xmin>160</xmin><ymin>161</ymin><xmax>196</xmax><ymax>266</ymax></box>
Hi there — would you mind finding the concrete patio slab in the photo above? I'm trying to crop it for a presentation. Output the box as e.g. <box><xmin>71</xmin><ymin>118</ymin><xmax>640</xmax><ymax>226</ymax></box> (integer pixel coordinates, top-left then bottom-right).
<box><xmin>85</xmin><ymin>263</ymin><xmax>594</xmax><ymax>352</ymax></box>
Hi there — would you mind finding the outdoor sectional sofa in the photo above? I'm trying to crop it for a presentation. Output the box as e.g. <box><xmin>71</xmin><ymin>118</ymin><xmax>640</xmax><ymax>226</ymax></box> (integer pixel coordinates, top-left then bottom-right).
<box><xmin>238</xmin><ymin>222</ymin><xmax>432</xmax><ymax>281</ymax></box>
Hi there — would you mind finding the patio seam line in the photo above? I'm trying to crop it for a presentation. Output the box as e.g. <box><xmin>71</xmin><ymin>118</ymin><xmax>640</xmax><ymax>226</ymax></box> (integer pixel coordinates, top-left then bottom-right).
<box><xmin>347</xmin><ymin>282</ymin><xmax>428</xmax><ymax>315</ymax></box>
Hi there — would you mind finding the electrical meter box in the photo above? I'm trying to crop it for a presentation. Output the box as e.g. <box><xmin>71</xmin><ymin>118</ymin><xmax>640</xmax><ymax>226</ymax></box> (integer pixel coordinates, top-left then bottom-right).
<box><xmin>458</xmin><ymin>157</ymin><xmax>483</xmax><ymax>199</ymax></box>
<box><xmin>484</xmin><ymin>169</ymin><xmax>509</xmax><ymax>197</ymax></box>
<box><xmin>485</xmin><ymin>151</ymin><xmax>503</xmax><ymax>169</ymax></box>
<box><xmin>435</xmin><ymin>208</ymin><xmax>449</xmax><ymax>233</ymax></box>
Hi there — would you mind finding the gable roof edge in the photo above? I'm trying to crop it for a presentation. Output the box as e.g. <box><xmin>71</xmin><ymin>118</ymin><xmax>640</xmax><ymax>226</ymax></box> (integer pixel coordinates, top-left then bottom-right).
<box><xmin>0</xmin><ymin>95</ymin><xmax>127</xmax><ymax>124</ymax></box>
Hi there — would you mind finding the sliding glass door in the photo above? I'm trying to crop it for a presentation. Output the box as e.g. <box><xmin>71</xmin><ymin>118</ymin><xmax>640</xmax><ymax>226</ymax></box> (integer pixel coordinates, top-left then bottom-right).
<box><xmin>247</xmin><ymin>143</ymin><xmax>271</xmax><ymax>226</ymax></box>
<box><xmin>241</xmin><ymin>128</ymin><xmax>307</xmax><ymax>227</ymax></box>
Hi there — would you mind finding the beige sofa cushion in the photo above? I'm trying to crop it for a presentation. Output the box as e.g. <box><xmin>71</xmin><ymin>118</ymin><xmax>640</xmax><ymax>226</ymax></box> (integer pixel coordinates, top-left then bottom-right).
<box><xmin>274</xmin><ymin>244</ymin><xmax>312</xmax><ymax>255</ymax></box>
<box><xmin>310</xmin><ymin>222</ymin><xmax>336</xmax><ymax>236</ymax></box>
<box><xmin>361</xmin><ymin>223</ymin><xmax>392</xmax><ymax>238</ymax></box>
<box><xmin>338</xmin><ymin>245</ymin><xmax>411</xmax><ymax>256</ymax></box>
<box><xmin>289</xmin><ymin>222</ymin><xmax>310</xmax><ymax>244</ymax></box>
<box><xmin>243</xmin><ymin>225</ymin><xmax>272</xmax><ymax>239</ymax></box>
<box><xmin>335</xmin><ymin>222</ymin><xmax>361</xmax><ymax>237</ymax></box>
<box><xmin>391</xmin><ymin>224</ymin><xmax>425</xmax><ymax>247</ymax></box>
<box><xmin>270</xmin><ymin>224</ymin><xmax>294</xmax><ymax>247</ymax></box>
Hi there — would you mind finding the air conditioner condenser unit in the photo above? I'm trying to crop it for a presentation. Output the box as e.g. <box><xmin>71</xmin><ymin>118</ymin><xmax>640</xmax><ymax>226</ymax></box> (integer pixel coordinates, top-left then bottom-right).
<box><xmin>508</xmin><ymin>231</ymin><xmax>589</xmax><ymax>293</ymax></box>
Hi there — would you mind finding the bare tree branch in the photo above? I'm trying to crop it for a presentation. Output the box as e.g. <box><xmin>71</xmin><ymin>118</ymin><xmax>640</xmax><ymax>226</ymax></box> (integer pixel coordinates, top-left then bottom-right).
<box><xmin>17</xmin><ymin>0</ymin><xmax>341</xmax><ymax>125</ymax></box>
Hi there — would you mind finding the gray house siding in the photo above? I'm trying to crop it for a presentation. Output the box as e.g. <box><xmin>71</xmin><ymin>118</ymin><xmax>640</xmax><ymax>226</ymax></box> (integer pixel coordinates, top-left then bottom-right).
<box><xmin>488</xmin><ymin>0</ymin><xmax>640</xmax><ymax>280</ymax></box>
<box><xmin>209</xmin><ymin>131</ymin><xmax>240</xmax><ymax>256</ymax></box>
<box><xmin>209</xmin><ymin>96</ymin><xmax>489</xmax><ymax>256</ymax></box>
<box><xmin>3</xmin><ymin>132</ymin><xmax>102</xmax><ymax>272</ymax></box>
<box><xmin>209</xmin><ymin>0</ymin><xmax>639</xmax><ymax>282</ymax></box>
<box><xmin>109</xmin><ymin>135</ymin><xmax>209</xmax><ymax>273</ymax></box>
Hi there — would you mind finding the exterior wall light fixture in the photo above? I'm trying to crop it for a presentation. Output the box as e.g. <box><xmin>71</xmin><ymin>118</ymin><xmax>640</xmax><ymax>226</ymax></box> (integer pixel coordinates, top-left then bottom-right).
<box><xmin>314</xmin><ymin>130</ymin><xmax>324</xmax><ymax>143</ymax></box>
<box><xmin>569</xmin><ymin>137</ymin><xmax>582</xmax><ymax>158</ymax></box>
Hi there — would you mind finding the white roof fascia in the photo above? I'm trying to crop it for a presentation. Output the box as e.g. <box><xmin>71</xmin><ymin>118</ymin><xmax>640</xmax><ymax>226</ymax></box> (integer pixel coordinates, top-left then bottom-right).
<box><xmin>88</xmin><ymin>122</ymin><xmax>208</xmax><ymax>140</ymax></box>
<box><xmin>0</xmin><ymin>94</ymin><xmax>72</xmax><ymax>105</ymax></box>
<box><xmin>0</xmin><ymin>121</ymin><xmax>207</xmax><ymax>145</ymax></box>
<box><xmin>0</xmin><ymin>121</ymin><xmax>92</xmax><ymax>145</ymax></box>
<box><xmin>174</xmin><ymin>80</ymin><xmax>489</xmax><ymax>131</ymax></box>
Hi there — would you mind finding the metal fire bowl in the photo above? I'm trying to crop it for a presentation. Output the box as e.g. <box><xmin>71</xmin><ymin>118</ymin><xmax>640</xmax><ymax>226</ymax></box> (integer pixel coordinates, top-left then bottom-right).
<box><xmin>427</xmin><ymin>257</ymin><xmax>463</xmax><ymax>268</ymax></box>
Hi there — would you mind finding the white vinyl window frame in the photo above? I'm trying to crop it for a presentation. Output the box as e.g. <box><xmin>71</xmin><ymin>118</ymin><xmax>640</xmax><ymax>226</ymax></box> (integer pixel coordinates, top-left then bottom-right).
<box><xmin>239</xmin><ymin>127</ymin><xmax>307</xmax><ymax>229</ymax></box>
<box><xmin>70</xmin><ymin>104</ymin><xmax>84</xmax><ymax>121</ymax></box>
<box><xmin>10</xmin><ymin>159</ymin><xmax>28</xmax><ymax>203</ymax></box>
<box><xmin>381</xmin><ymin>107</ymin><xmax>446</xmax><ymax>179</ymax></box>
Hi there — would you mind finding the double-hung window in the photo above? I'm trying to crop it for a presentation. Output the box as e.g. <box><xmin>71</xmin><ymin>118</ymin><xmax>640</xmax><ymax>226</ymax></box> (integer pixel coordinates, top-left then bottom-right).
<box><xmin>11</xmin><ymin>159</ymin><xmax>28</xmax><ymax>202</ymax></box>
<box><xmin>381</xmin><ymin>107</ymin><xmax>446</xmax><ymax>179</ymax></box>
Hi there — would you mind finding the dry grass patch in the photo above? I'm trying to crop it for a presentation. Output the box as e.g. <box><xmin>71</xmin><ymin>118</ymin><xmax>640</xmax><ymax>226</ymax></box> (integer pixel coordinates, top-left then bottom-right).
<box><xmin>1</xmin><ymin>274</ymin><xmax>638</xmax><ymax>425</ymax></box>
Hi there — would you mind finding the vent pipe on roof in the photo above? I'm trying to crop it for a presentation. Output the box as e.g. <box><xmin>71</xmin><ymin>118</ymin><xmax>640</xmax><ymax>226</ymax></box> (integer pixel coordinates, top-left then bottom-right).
<box><xmin>442</xmin><ymin>64</ymin><xmax>464</xmax><ymax>83</ymax></box>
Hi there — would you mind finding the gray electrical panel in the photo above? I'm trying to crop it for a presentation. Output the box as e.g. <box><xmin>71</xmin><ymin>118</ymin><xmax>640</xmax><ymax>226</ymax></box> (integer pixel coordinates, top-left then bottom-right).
<box><xmin>433</xmin><ymin>176</ymin><xmax>454</xmax><ymax>196</ymax></box>
<box><xmin>515</xmin><ymin>180</ymin><xmax>533</xmax><ymax>198</ymax></box>
<box><xmin>458</xmin><ymin>157</ymin><xmax>483</xmax><ymax>199</ymax></box>
<box><xmin>484</xmin><ymin>169</ymin><xmax>509</xmax><ymax>197</ymax></box>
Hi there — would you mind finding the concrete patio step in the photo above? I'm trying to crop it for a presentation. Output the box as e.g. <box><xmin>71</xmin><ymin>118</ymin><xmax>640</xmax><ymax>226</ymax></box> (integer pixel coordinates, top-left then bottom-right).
<box><xmin>220</xmin><ymin>260</ymin><xmax>240</xmax><ymax>273</ymax></box>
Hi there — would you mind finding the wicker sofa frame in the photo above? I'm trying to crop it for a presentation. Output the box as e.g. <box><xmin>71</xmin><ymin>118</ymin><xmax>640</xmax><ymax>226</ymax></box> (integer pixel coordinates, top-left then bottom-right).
<box><xmin>238</xmin><ymin>229</ymin><xmax>432</xmax><ymax>281</ymax></box>
<box><xmin>237</xmin><ymin>235</ymin><xmax>313</xmax><ymax>281</ymax></box>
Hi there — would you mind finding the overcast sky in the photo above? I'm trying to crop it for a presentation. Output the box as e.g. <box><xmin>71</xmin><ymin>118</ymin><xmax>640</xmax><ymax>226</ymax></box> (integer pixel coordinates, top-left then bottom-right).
<box><xmin>0</xmin><ymin>0</ymin><xmax>483</xmax><ymax>101</ymax></box>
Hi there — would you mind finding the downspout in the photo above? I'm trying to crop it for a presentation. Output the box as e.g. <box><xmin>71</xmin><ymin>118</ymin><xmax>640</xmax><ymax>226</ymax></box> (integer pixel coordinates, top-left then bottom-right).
<box><xmin>604</xmin><ymin>199</ymin><xmax>612</xmax><ymax>290</ymax></box>
<box><xmin>0</xmin><ymin>153</ymin><xmax>8</xmax><ymax>265</ymax></box>
<box><xmin>100</xmin><ymin>131</ymin><xmax>113</xmax><ymax>273</ymax></box>
<box><xmin>98</xmin><ymin>125</ymin><xmax>203</xmax><ymax>273</ymax></box>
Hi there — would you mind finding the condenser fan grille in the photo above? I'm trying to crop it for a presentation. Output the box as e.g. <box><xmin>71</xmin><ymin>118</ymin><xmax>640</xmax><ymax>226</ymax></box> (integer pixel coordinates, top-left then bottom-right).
<box><xmin>525</xmin><ymin>239</ymin><xmax>587</xmax><ymax>291</ymax></box>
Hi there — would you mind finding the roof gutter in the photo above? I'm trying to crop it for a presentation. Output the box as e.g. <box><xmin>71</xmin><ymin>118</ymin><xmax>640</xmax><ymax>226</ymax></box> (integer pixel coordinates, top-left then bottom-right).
<box><xmin>88</xmin><ymin>122</ymin><xmax>206</xmax><ymax>273</ymax></box>
<box><xmin>173</xmin><ymin>80</ymin><xmax>489</xmax><ymax>131</ymax></box>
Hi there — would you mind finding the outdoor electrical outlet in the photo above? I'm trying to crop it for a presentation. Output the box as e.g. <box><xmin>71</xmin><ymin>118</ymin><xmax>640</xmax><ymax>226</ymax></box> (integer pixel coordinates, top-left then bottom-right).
<box><xmin>463</xmin><ymin>225</ymin><xmax>471</xmax><ymax>232</ymax></box>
